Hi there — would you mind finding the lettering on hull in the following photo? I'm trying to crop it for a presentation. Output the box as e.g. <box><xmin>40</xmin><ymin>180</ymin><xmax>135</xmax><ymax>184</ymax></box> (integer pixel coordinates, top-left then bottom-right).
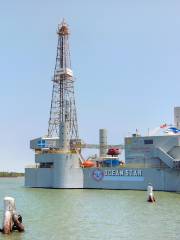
<box><xmin>92</xmin><ymin>169</ymin><xmax>143</xmax><ymax>182</ymax></box>
<box><xmin>104</xmin><ymin>169</ymin><xmax>142</xmax><ymax>177</ymax></box>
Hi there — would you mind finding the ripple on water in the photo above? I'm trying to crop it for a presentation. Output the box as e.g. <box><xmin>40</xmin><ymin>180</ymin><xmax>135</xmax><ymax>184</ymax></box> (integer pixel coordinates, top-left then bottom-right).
<box><xmin>0</xmin><ymin>178</ymin><xmax>180</xmax><ymax>240</ymax></box>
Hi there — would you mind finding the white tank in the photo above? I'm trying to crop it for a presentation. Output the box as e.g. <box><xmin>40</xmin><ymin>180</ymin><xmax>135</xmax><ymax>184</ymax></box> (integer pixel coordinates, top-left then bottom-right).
<box><xmin>59</xmin><ymin>122</ymin><xmax>69</xmax><ymax>150</ymax></box>
<box><xmin>99</xmin><ymin>129</ymin><xmax>108</xmax><ymax>157</ymax></box>
<box><xmin>174</xmin><ymin>107</ymin><xmax>180</xmax><ymax>128</ymax></box>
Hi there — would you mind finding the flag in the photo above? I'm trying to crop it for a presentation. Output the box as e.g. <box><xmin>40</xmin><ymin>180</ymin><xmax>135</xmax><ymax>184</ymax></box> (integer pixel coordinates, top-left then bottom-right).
<box><xmin>160</xmin><ymin>123</ymin><xmax>167</xmax><ymax>128</ymax></box>
<box><xmin>167</xmin><ymin>127</ymin><xmax>180</xmax><ymax>134</ymax></box>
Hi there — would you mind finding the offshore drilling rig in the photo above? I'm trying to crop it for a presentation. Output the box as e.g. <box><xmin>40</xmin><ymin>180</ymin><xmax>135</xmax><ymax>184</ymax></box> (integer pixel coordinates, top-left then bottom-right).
<box><xmin>47</xmin><ymin>20</ymin><xmax>79</xmax><ymax>147</ymax></box>
<box><xmin>25</xmin><ymin>21</ymin><xmax>180</xmax><ymax>191</ymax></box>
<box><xmin>25</xmin><ymin>20</ymin><xmax>122</xmax><ymax>188</ymax></box>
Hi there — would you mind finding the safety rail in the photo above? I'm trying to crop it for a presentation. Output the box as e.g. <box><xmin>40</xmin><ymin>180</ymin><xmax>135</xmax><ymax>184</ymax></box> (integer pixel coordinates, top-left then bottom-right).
<box><xmin>25</xmin><ymin>164</ymin><xmax>40</xmax><ymax>168</ymax></box>
<box><xmin>82</xmin><ymin>163</ymin><xmax>168</xmax><ymax>169</ymax></box>
<box><xmin>156</xmin><ymin>147</ymin><xmax>180</xmax><ymax>169</ymax></box>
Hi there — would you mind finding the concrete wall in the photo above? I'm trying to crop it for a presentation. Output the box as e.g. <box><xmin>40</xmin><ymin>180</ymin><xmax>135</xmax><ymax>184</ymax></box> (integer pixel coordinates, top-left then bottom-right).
<box><xmin>25</xmin><ymin>153</ymin><xmax>83</xmax><ymax>188</ymax></box>
<box><xmin>25</xmin><ymin>168</ymin><xmax>53</xmax><ymax>188</ymax></box>
<box><xmin>53</xmin><ymin>154</ymin><xmax>83</xmax><ymax>188</ymax></box>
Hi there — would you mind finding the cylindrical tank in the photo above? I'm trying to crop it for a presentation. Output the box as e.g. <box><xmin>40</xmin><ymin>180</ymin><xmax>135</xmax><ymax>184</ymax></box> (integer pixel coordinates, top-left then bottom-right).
<box><xmin>174</xmin><ymin>107</ymin><xmax>180</xmax><ymax>129</ymax></box>
<box><xmin>59</xmin><ymin>122</ymin><xmax>69</xmax><ymax>150</ymax></box>
<box><xmin>99</xmin><ymin>129</ymin><xmax>107</xmax><ymax>157</ymax></box>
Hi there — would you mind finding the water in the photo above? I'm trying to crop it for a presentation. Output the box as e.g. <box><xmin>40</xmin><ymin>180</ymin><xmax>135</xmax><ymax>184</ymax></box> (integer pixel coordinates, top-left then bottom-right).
<box><xmin>0</xmin><ymin>178</ymin><xmax>180</xmax><ymax>240</ymax></box>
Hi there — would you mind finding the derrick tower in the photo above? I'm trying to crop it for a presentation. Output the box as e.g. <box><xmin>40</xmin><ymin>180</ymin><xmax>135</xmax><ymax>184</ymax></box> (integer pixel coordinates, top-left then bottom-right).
<box><xmin>48</xmin><ymin>21</ymin><xmax>78</xmax><ymax>148</ymax></box>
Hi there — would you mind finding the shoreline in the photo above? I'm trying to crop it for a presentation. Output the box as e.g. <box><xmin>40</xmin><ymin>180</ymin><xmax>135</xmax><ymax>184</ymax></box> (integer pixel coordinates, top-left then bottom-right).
<box><xmin>0</xmin><ymin>173</ymin><xmax>24</xmax><ymax>178</ymax></box>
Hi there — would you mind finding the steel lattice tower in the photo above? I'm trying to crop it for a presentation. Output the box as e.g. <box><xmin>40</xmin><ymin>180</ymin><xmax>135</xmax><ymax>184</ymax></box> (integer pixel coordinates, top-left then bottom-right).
<box><xmin>48</xmin><ymin>21</ymin><xmax>78</xmax><ymax>146</ymax></box>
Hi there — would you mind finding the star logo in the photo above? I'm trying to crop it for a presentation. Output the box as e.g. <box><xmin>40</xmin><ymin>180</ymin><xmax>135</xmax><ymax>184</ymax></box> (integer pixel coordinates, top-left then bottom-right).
<box><xmin>92</xmin><ymin>169</ymin><xmax>104</xmax><ymax>181</ymax></box>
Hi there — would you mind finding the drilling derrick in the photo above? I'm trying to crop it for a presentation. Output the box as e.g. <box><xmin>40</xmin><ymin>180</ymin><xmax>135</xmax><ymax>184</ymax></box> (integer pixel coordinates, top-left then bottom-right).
<box><xmin>48</xmin><ymin>21</ymin><xmax>78</xmax><ymax>149</ymax></box>
<box><xmin>26</xmin><ymin>21</ymin><xmax>125</xmax><ymax>189</ymax></box>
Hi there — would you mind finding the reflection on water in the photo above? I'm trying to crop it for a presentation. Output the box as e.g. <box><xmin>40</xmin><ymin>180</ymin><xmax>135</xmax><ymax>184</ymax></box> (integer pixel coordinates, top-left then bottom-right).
<box><xmin>0</xmin><ymin>178</ymin><xmax>179</xmax><ymax>240</ymax></box>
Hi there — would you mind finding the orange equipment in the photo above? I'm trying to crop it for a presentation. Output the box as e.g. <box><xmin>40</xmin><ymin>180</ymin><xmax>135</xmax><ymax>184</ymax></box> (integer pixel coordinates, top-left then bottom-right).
<box><xmin>81</xmin><ymin>160</ymin><xmax>96</xmax><ymax>168</ymax></box>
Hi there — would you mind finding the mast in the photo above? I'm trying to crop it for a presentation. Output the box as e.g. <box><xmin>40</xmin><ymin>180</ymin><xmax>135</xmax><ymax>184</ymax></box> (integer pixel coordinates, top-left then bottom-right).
<box><xmin>48</xmin><ymin>20</ymin><xmax>78</xmax><ymax>148</ymax></box>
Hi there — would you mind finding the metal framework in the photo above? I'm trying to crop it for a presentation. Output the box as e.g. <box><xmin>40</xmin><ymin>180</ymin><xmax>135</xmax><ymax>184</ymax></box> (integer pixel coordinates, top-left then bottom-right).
<box><xmin>48</xmin><ymin>21</ymin><xmax>78</xmax><ymax>141</ymax></box>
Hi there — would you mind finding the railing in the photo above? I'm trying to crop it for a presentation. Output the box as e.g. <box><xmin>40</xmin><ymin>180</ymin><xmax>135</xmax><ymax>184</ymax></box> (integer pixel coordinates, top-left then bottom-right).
<box><xmin>85</xmin><ymin>163</ymin><xmax>167</xmax><ymax>169</ymax></box>
<box><xmin>25</xmin><ymin>164</ymin><xmax>40</xmax><ymax>168</ymax></box>
<box><xmin>156</xmin><ymin>147</ymin><xmax>174</xmax><ymax>168</ymax></box>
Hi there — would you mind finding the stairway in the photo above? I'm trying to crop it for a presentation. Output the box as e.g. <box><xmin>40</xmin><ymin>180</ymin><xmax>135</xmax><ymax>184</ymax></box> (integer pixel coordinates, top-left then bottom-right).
<box><xmin>156</xmin><ymin>147</ymin><xmax>180</xmax><ymax>169</ymax></box>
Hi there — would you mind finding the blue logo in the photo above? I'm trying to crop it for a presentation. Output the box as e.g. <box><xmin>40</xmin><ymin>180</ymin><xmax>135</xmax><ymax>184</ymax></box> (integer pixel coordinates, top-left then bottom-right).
<box><xmin>92</xmin><ymin>169</ymin><xmax>104</xmax><ymax>181</ymax></box>
<box><xmin>37</xmin><ymin>139</ymin><xmax>46</xmax><ymax>148</ymax></box>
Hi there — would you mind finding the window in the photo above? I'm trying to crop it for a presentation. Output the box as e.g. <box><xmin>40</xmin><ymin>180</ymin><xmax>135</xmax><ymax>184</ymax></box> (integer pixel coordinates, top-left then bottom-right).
<box><xmin>40</xmin><ymin>162</ymin><xmax>53</xmax><ymax>168</ymax></box>
<box><xmin>144</xmin><ymin>139</ymin><xmax>153</xmax><ymax>145</ymax></box>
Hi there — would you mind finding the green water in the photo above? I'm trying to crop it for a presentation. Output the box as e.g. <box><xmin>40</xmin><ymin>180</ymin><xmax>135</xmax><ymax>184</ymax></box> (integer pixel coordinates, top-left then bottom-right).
<box><xmin>0</xmin><ymin>178</ymin><xmax>180</xmax><ymax>240</ymax></box>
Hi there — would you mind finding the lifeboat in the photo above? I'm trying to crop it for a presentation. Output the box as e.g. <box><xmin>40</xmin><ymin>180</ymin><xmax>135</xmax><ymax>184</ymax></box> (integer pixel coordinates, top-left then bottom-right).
<box><xmin>81</xmin><ymin>160</ymin><xmax>96</xmax><ymax>168</ymax></box>
<box><xmin>107</xmin><ymin>148</ymin><xmax>120</xmax><ymax>156</ymax></box>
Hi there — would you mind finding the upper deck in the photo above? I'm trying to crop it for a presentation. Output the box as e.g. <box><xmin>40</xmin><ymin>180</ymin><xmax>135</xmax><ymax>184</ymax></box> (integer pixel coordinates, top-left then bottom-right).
<box><xmin>125</xmin><ymin>134</ymin><xmax>180</xmax><ymax>169</ymax></box>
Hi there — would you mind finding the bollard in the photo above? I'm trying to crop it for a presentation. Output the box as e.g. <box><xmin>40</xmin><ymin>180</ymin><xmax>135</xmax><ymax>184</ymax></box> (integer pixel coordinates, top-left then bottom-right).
<box><xmin>147</xmin><ymin>184</ymin><xmax>156</xmax><ymax>203</ymax></box>
<box><xmin>1</xmin><ymin>197</ymin><xmax>24</xmax><ymax>234</ymax></box>
<box><xmin>2</xmin><ymin>197</ymin><xmax>15</xmax><ymax>234</ymax></box>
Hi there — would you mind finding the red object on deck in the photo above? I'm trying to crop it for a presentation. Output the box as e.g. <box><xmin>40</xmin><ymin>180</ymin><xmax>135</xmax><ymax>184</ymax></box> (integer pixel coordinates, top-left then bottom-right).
<box><xmin>81</xmin><ymin>160</ymin><xmax>96</xmax><ymax>168</ymax></box>
<box><xmin>107</xmin><ymin>148</ymin><xmax>120</xmax><ymax>156</ymax></box>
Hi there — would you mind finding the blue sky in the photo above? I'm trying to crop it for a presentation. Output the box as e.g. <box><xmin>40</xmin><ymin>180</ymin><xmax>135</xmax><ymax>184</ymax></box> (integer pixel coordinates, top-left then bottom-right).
<box><xmin>0</xmin><ymin>0</ymin><xmax>180</xmax><ymax>171</ymax></box>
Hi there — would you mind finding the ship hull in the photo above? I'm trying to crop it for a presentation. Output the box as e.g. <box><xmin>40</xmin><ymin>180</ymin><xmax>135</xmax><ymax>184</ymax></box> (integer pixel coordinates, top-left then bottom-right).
<box><xmin>83</xmin><ymin>167</ymin><xmax>180</xmax><ymax>191</ymax></box>
<box><xmin>25</xmin><ymin>165</ymin><xmax>180</xmax><ymax>191</ymax></box>
<box><xmin>26</xmin><ymin>133</ymin><xmax>180</xmax><ymax>191</ymax></box>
